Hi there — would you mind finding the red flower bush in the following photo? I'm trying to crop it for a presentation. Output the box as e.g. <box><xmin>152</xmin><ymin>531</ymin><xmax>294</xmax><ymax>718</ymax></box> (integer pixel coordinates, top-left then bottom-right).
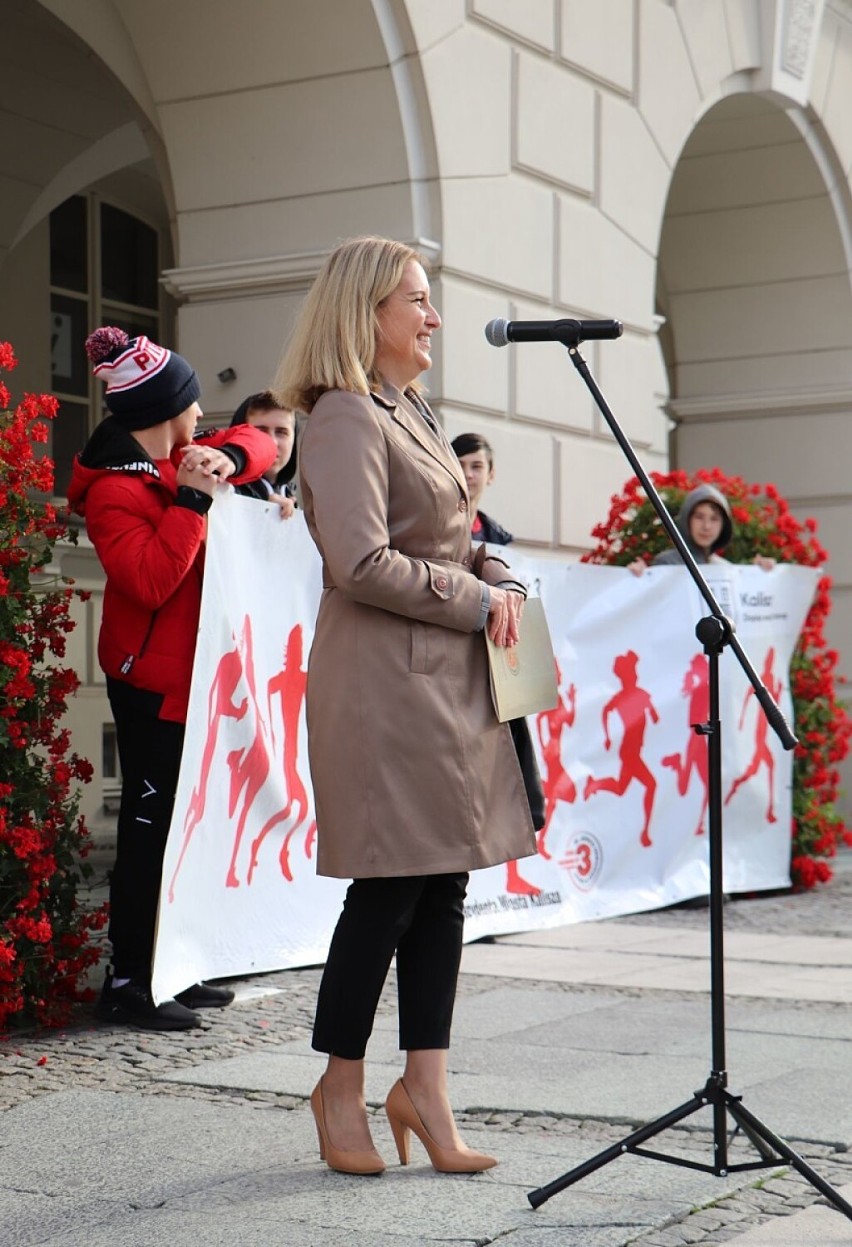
<box><xmin>0</xmin><ymin>342</ymin><xmax>106</xmax><ymax>1028</ymax></box>
<box><xmin>584</xmin><ymin>466</ymin><xmax>851</xmax><ymax>887</ymax></box>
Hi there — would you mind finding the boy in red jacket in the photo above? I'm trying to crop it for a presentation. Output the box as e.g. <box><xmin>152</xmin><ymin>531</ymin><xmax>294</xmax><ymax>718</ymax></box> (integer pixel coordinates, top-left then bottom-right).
<box><xmin>68</xmin><ymin>327</ymin><xmax>275</xmax><ymax>1030</ymax></box>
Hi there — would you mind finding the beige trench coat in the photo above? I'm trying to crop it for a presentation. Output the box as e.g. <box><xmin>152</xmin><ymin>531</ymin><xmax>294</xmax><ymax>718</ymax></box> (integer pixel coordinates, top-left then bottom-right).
<box><xmin>298</xmin><ymin>384</ymin><xmax>535</xmax><ymax>879</ymax></box>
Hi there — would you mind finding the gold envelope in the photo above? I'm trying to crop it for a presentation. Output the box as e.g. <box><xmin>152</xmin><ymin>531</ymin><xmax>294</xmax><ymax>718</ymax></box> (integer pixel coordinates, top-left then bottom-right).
<box><xmin>485</xmin><ymin>596</ymin><xmax>559</xmax><ymax>722</ymax></box>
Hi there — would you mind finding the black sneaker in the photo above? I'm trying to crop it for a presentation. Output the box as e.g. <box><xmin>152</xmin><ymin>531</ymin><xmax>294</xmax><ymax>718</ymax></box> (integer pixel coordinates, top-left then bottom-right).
<box><xmin>96</xmin><ymin>974</ymin><xmax>202</xmax><ymax>1031</ymax></box>
<box><xmin>175</xmin><ymin>981</ymin><xmax>235</xmax><ymax>1009</ymax></box>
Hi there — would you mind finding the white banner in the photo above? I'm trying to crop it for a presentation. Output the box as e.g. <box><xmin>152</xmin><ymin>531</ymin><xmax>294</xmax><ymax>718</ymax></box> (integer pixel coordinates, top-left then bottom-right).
<box><xmin>152</xmin><ymin>492</ymin><xmax>817</xmax><ymax>1001</ymax></box>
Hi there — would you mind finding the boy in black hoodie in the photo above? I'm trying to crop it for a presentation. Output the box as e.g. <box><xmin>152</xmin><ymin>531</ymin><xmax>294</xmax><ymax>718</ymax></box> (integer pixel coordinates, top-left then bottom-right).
<box><xmin>230</xmin><ymin>390</ymin><xmax>298</xmax><ymax>516</ymax></box>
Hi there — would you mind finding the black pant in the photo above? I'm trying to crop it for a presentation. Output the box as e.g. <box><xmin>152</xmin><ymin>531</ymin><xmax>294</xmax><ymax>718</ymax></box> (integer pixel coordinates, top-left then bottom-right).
<box><xmin>107</xmin><ymin>677</ymin><xmax>185</xmax><ymax>983</ymax></box>
<box><xmin>312</xmin><ymin>872</ymin><xmax>469</xmax><ymax>1060</ymax></box>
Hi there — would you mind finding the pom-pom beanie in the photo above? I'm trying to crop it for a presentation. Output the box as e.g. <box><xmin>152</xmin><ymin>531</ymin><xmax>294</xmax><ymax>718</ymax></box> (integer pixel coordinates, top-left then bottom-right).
<box><xmin>85</xmin><ymin>327</ymin><xmax>201</xmax><ymax>430</ymax></box>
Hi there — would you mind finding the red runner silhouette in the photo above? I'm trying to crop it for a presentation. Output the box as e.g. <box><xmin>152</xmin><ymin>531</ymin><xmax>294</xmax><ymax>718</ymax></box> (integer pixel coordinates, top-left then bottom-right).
<box><xmin>584</xmin><ymin>650</ymin><xmax>659</xmax><ymax>847</ymax></box>
<box><xmin>247</xmin><ymin>624</ymin><xmax>316</xmax><ymax>884</ymax></box>
<box><xmin>661</xmin><ymin>653</ymin><xmax>710</xmax><ymax>837</ymax></box>
<box><xmin>724</xmin><ymin>647</ymin><xmax>781</xmax><ymax>824</ymax></box>
<box><xmin>534</xmin><ymin>663</ymin><xmax>577</xmax><ymax>861</ymax></box>
<box><xmin>167</xmin><ymin>624</ymin><xmax>248</xmax><ymax>903</ymax></box>
<box><xmin>224</xmin><ymin>616</ymin><xmax>272</xmax><ymax>887</ymax></box>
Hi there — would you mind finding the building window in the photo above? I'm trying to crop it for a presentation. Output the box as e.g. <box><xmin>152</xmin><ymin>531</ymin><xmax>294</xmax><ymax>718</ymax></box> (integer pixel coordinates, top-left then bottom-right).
<box><xmin>50</xmin><ymin>195</ymin><xmax>87</xmax><ymax>292</ymax></box>
<box><xmin>101</xmin><ymin>204</ymin><xmax>159</xmax><ymax>310</ymax></box>
<box><xmin>102</xmin><ymin>721</ymin><xmax>119</xmax><ymax>778</ymax></box>
<box><xmin>48</xmin><ymin>194</ymin><xmax>162</xmax><ymax>496</ymax></box>
<box><xmin>102</xmin><ymin>721</ymin><xmax>122</xmax><ymax>814</ymax></box>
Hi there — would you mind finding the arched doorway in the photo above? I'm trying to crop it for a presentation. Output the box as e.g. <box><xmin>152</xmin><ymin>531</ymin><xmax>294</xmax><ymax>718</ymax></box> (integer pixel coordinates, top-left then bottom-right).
<box><xmin>0</xmin><ymin>1</ymin><xmax>176</xmax><ymax>487</ymax></box>
<box><xmin>0</xmin><ymin>2</ymin><xmax>178</xmax><ymax>831</ymax></box>
<box><xmin>657</xmin><ymin>91</ymin><xmax>852</xmax><ymax>814</ymax></box>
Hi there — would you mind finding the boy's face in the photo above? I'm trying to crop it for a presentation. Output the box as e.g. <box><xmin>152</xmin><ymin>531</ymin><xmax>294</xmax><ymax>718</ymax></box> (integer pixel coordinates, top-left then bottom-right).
<box><xmin>457</xmin><ymin>450</ymin><xmax>494</xmax><ymax>510</ymax></box>
<box><xmin>689</xmin><ymin>501</ymin><xmax>725</xmax><ymax>551</ymax></box>
<box><xmin>173</xmin><ymin>401</ymin><xmax>201</xmax><ymax>447</ymax></box>
<box><xmin>246</xmin><ymin>408</ymin><xmax>295</xmax><ymax>476</ymax></box>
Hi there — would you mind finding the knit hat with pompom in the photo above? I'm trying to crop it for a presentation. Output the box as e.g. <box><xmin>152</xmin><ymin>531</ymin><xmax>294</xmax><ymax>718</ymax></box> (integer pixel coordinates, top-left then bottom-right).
<box><xmin>84</xmin><ymin>327</ymin><xmax>200</xmax><ymax>430</ymax></box>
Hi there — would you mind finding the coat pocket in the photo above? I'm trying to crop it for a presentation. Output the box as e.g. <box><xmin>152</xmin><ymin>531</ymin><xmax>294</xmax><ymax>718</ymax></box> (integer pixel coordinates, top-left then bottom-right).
<box><xmin>409</xmin><ymin>620</ymin><xmax>430</xmax><ymax>674</ymax></box>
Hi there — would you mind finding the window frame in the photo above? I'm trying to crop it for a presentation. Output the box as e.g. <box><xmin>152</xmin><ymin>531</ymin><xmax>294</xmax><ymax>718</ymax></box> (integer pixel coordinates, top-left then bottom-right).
<box><xmin>48</xmin><ymin>191</ymin><xmax>169</xmax><ymax>499</ymax></box>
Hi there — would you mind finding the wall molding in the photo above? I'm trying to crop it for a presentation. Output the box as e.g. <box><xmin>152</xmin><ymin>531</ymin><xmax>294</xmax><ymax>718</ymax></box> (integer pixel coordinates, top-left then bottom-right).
<box><xmin>668</xmin><ymin>385</ymin><xmax>852</xmax><ymax>422</ymax></box>
<box><xmin>161</xmin><ymin>250</ymin><xmax>329</xmax><ymax>302</ymax></box>
<box><xmin>162</xmin><ymin>238</ymin><xmax>441</xmax><ymax>302</ymax></box>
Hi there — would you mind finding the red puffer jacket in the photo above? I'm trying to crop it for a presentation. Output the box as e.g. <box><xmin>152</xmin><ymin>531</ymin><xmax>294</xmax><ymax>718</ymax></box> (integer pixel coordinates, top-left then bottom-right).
<box><xmin>68</xmin><ymin>418</ymin><xmax>275</xmax><ymax>722</ymax></box>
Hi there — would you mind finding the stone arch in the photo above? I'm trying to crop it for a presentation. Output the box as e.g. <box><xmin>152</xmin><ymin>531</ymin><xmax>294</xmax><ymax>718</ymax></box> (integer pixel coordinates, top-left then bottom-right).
<box><xmin>623</xmin><ymin>1</ymin><xmax>852</xmax><ymax>816</ymax></box>
<box><xmin>369</xmin><ymin>0</ymin><xmax>442</xmax><ymax>248</ymax></box>
<box><xmin>0</xmin><ymin>1</ymin><xmax>175</xmax><ymax>392</ymax></box>
<box><xmin>658</xmin><ymin>92</ymin><xmax>852</xmax><ymax>410</ymax></box>
<box><xmin>656</xmin><ymin>86</ymin><xmax>852</xmax><ymax>807</ymax></box>
<box><xmin>33</xmin><ymin>0</ymin><xmax>439</xmax><ymax>270</ymax></box>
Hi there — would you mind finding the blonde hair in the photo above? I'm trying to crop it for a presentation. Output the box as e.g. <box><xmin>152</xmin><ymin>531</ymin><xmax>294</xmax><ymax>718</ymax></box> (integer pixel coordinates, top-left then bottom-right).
<box><xmin>275</xmin><ymin>236</ymin><xmax>425</xmax><ymax>414</ymax></box>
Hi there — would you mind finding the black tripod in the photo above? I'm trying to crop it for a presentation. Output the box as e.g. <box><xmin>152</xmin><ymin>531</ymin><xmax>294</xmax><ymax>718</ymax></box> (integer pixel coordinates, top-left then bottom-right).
<box><xmin>527</xmin><ymin>327</ymin><xmax>852</xmax><ymax>1220</ymax></box>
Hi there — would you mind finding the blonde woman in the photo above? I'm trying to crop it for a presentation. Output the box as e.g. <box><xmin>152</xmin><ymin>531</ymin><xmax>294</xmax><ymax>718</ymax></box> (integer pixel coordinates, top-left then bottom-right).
<box><xmin>277</xmin><ymin>236</ymin><xmax>534</xmax><ymax>1176</ymax></box>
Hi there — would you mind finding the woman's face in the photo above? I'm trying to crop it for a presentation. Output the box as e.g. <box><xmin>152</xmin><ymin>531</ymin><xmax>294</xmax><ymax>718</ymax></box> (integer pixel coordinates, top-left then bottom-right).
<box><xmin>374</xmin><ymin>260</ymin><xmax>441</xmax><ymax>389</ymax></box>
<box><xmin>457</xmin><ymin>449</ymin><xmax>494</xmax><ymax>511</ymax></box>
<box><xmin>689</xmin><ymin>501</ymin><xmax>725</xmax><ymax>552</ymax></box>
<box><xmin>246</xmin><ymin>407</ymin><xmax>295</xmax><ymax>477</ymax></box>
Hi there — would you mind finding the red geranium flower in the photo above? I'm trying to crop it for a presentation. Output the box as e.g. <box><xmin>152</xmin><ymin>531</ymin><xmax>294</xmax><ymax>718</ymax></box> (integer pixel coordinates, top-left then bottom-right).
<box><xmin>0</xmin><ymin>343</ymin><xmax>103</xmax><ymax>1030</ymax></box>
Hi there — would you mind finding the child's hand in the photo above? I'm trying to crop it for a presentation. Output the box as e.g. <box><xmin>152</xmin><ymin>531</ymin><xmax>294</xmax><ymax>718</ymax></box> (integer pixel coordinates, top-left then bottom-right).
<box><xmin>270</xmin><ymin>494</ymin><xmax>296</xmax><ymax>519</ymax></box>
<box><xmin>178</xmin><ymin>444</ymin><xmax>236</xmax><ymax>480</ymax></box>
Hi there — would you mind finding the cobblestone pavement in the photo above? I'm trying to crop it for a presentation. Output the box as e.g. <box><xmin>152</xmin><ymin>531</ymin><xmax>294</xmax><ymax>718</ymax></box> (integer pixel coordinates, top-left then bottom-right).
<box><xmin>615</xmin><ymin>854</ymin><xmax>852</xmax><ymax>939</ymax></box>
<box><xmin>2</xmin><ymin>854</ymin><xmax>851</xmax><ymax>1245</ymax></box>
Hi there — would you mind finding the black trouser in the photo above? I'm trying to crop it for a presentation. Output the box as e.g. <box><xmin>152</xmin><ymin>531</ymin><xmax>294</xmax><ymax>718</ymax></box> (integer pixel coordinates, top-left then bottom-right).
<box><xmin>106</xmin><ymin>677</ymin><xmax>185</xmax><ymax>983</ymax></box>
<box><xmin>312</xmin><ymin>872</ymin><xmax>469</xmax><ymax>1060</ymax></box>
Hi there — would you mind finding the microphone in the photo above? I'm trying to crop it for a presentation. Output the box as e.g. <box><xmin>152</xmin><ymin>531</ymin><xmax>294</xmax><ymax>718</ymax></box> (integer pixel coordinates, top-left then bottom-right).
<box><xmin>485</xmin><ymin>317</ymin><xmax>623</xmax><ymax>347</ymax></box>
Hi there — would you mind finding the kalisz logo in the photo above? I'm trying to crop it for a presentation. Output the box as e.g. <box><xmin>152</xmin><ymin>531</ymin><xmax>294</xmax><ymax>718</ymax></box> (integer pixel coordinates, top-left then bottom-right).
<box><xmin>561</xmin><ymin>832</ymin><xmax>603</xmax><ymax>892</ymax></box>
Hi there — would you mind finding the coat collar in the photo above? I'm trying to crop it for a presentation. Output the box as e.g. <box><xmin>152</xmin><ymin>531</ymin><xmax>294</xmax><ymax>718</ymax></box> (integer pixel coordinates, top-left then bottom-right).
<box><xmin>371</xmin><ymin>382</ymin><xmax>467</xmax><ymax>494</ymax></box>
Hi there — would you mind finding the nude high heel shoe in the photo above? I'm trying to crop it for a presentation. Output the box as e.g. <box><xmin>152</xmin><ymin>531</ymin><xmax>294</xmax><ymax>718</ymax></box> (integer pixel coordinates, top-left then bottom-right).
<box><xmin>310</xmin><ymin>1078</ymin><xmax>386</xmax><ymax>1175</ymax></box>
<box><xmin>384</xmin><ymin>1078</ymin><xmax>497</xmax><ymax>1173</ymax></box>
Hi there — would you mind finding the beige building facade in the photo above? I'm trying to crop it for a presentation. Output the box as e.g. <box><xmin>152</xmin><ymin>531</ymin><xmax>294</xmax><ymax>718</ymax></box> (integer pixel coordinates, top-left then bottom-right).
<box><xmin>1</xmin><ymin>0</ymin><xmax>851</xmax><ymax>827</ymax></box>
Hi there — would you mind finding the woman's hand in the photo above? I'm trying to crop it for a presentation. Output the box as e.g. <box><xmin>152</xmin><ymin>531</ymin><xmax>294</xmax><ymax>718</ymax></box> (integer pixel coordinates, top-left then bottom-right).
<box><xmin>753</xmin><ymin>555</ymin><xmax>777</xmax><ymax>571</ymax></box>
<box><xmin>628</xmin><ymin>558</ymin><xmax>647</xmax><ymax>577</ymax></box>
<box><xmin>487</xmin><ymin>587</ymin><xmax>524</xmax><ymax>648</ymax></box>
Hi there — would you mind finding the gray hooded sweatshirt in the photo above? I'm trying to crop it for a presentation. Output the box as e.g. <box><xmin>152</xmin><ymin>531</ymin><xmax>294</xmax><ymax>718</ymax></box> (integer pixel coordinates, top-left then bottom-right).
<box><xmin>651</xmin><ymin>483</ymin><xmax>733</xmax><ymax>566</ymax></box>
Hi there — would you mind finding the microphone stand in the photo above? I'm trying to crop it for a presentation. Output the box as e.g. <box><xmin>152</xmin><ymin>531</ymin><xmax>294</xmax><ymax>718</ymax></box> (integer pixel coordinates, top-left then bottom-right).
<box><xmin>527</xmin><ymin>331</ymin><xmax>852</xmax><ymax>1221</ymax></box>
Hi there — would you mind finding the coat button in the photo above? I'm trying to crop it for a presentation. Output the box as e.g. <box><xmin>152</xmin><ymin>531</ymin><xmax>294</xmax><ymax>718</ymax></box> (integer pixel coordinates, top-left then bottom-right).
<box><xmin>458</xmin><ymin>499</ymin><xmax>468</xmax><ymax>513</ymax></box>
<box><xmin>436</xmin><ymin>575</ymin><xmax>448</xmax><ymax>590</ymax></box>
